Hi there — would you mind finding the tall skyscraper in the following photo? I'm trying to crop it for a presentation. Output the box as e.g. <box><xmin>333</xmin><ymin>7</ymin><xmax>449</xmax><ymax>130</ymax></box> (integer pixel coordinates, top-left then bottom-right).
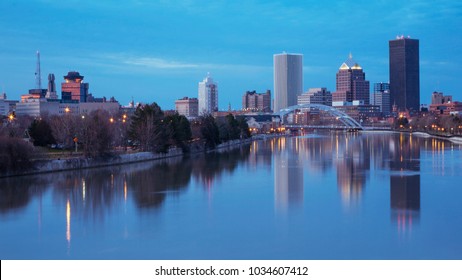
<box><xmin>273</xmin><ymin>53</ymin><xmax>303</xmax><ymax>112</ymax></box>
<box><xmin>61</xmin><ymin>71</ymin><xmax>89</xmax><ymax>102</ymax></box>
<box><xmin>389</xmin><ymin>36</ymin><xmax>420</xmax><ymax>112</ymax></box>
<box><xmin>332</xmin><ymin>54</ymin><xmax>370</xmax><ymax>104</ymax></box>
<box><xmin>198</xmin><ymin>73</ymin><xmax>218</xmax><ymax>114</ymax></box>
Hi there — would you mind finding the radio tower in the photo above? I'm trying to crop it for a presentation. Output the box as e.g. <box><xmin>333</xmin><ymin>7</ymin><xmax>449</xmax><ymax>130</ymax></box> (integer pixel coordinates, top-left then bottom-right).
<box><xmin>35</xmin><ymin>51</ymin><xmax>42</xmax><ymax>90</ymax></box>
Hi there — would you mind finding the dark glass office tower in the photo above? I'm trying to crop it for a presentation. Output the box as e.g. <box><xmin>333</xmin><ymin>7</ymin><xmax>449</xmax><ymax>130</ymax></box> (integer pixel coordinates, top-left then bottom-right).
<box><xmin>389</xmin><ymin>37</ymin><xmax>420</xmax><ymax>112</ymax></box>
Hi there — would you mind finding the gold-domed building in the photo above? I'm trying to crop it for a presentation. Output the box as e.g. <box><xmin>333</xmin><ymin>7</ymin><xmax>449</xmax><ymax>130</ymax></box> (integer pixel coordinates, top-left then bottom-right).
<box><xmin>333</xmin><ymin>54</ymin><xmax>370</xmax><ymax>105</ymax></box>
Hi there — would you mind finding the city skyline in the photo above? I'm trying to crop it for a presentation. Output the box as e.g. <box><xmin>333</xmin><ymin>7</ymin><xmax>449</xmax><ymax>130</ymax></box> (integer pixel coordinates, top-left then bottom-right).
<box><xmin>0</xmin><ymin>1</ymin><xmax>461</xmax><ymax>110</ymax></box>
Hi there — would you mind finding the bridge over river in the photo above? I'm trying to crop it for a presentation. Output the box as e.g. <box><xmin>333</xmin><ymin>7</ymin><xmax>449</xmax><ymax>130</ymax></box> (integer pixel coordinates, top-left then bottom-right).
<box><xmin>277</xmin><ymin>103</ymin><xmax>364</xmax><ymax>130</ymax></box>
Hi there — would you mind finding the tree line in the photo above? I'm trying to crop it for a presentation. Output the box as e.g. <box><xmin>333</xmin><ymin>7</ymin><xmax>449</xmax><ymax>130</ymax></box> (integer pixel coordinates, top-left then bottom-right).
<box><xmin>0</xmin><ymin>102</ymin><xmax>251</xmax><ymax>173</ymax></box>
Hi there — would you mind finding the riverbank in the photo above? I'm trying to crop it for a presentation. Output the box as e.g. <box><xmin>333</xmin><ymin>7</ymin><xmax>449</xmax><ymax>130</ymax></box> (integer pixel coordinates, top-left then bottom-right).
<box><xmin>410</xmin><ymin>131</ymin><xmax>462</xmax><ymax>144</ymax></box>
<box><xmin>0</xmin><ymin>137</ymin><xmax>256</xmax><ymax>178</ymax></box>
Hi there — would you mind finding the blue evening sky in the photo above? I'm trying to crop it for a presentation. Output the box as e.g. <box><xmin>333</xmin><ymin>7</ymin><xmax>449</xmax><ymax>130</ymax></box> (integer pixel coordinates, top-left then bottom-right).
<box><xmin>0</xmin><ymin>0</ymin><xmax>461</xmax><ymax>110</ymax></box>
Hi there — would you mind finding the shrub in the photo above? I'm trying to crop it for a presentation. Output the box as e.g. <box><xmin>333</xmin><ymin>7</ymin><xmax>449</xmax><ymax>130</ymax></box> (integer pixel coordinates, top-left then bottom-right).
<box><xmin>0</xmin><ymin>136</ymin><xmax>34</xmax><ymax>173</ymax></box>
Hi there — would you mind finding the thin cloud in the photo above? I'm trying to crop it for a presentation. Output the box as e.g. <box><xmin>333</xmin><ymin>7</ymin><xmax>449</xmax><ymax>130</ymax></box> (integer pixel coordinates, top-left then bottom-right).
<box><xmin>99</xmin><ymin>53</ymin><xmax>270</xmax><ymax>74</ymax></box>
<box><xmin>123</xmin><ymin>56</ymin><xmax>199</xmax><ymax>69</ymax></box>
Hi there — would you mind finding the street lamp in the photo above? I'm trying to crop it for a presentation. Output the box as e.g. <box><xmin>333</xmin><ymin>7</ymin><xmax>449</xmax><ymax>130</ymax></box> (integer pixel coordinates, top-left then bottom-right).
<box><xmin>73</xmin><ymin>136</ymin><xmax>78</xmax><ymax>153</ymax></box>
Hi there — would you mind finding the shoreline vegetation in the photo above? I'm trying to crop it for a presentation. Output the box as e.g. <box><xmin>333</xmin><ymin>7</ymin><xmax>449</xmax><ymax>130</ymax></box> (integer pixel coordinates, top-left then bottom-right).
<box><xmin>2</xmin><ymin>101</ymin><xmax>462</xmax><ymax>178</ymax></box>
<box><xmin>0</xmin><ymin>137</ymin><xmax>261</xmax><ymax>178</ymax></box>
<box><xmin>2</xmin><ymin>128</ymin><xmax>461</xmax><ymax>178</ymax></box>
<box><xmin>1</xmin><ymin>103</ymin><xmax>254</xmax><ymax>178</ymax></box>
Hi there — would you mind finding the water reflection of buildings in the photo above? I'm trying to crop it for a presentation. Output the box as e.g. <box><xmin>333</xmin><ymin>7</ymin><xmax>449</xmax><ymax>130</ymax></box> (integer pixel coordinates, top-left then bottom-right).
<box><xmin>192</xmin><ymin>147</ymin><xmax>251</xmax><ymax>191</ymax></box>
<box><xmin>273</xmin><ymin>137</ymin><xmax>303</xmax><ymax>211</ymax></box>
<box><xmin>297</xmin><ymin>133</ymin><xmax>335</xmax><ymax>174</ymax></box>
<box><xmin>389</xmin><ymin>134</ymin><xmax>421</xmax><ymax>234</ymax></box>
<box><xmin>335</xmin><ymin>133</ymin><xmax>370</xmax><ymax>206</ymax></box>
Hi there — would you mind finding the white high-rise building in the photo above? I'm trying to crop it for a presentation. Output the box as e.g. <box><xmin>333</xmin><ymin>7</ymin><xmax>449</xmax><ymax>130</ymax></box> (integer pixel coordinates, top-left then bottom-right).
<box><xmin>273</xmin><ymin>53</ymin><xmax>303</xmax><ymax>112</ymax></box>
<box><xmin>198</xmin><ymin>73</ymin><xmax>218</xmax><ymax>114</ymax></box>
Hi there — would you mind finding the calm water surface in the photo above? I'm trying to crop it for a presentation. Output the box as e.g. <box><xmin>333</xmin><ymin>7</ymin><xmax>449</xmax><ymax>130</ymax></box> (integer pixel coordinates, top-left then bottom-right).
<box><xmin>1</xmin><ymin>132</ymin><xmax>462</xmax><ymax>259</ymax></box>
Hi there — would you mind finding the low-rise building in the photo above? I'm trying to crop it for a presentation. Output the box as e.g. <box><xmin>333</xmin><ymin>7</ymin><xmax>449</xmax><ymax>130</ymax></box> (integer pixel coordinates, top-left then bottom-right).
<box><xmin>333</xmin><ymin>101</ymin><xmax>381</xmax><ymax>122</ymax></box>
<box><xmin>297</xmin><ymin>88</ymin><xmax>332</xmax><ymax>106</ymax></box>
<box><xmin>431</xmin><ymin>91</ymin><xmax>452</xmax><ymax>105</ymax></box>
<box><xmin>242</xmin><ymin>90</ymin><xmax>271</xmax><ymax>112</ymax></box>
<box><xmin>175</xmin><ymin>97</ymin><xmax>199</xmax><ymax>119</ymax></box>
<box><xmin>0</xmin><ymin>93</ymin><xmax>18</xmax><ymax>117</ymax></box>
<box><xmin>15</xmin><ymin>93</ymin><xmax>119</xmax><ymax>117</ymax></box>
<box><xmin>429</xmin><ymin>101</ymin><xmax>462</xmax><ymax>115</ymax></box>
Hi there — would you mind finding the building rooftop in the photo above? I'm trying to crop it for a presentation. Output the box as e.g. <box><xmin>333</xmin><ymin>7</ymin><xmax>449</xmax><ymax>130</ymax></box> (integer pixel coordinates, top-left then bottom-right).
<box><xmin>339</xmin><ymin>53</ymin><xmax>362</xmax><ymax>70</ymax></box>
<box><xmin>64</xmin><ymin>71</ymin><xmax>84</xmax><ymax>82</ymax></box>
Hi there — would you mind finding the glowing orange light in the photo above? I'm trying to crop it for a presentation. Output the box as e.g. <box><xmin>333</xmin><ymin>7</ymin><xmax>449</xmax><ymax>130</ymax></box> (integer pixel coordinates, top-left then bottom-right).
<box><xmin>66</xmin><ymin>199</ymin><xmax>71</xmax><ymax>244</ymax></box>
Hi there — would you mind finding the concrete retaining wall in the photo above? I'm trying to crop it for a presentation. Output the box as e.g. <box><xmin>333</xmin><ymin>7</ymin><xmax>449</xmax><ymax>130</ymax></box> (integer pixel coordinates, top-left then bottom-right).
<box><xmin>1</xmin><ymin>137</ymin><xmax>256</xmax><ymax>178</ymax></box>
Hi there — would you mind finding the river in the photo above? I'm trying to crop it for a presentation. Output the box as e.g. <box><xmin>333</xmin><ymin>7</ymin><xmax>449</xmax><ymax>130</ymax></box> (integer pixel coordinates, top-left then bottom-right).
<box><xmin>1</xmin><ymin>131</ymin><xmax>462</xmax><ymax>259</ymax></box>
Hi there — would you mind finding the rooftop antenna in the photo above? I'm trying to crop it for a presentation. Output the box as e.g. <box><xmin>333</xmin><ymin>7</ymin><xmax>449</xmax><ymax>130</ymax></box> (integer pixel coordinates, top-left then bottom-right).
<box><xmin>35</xmin><ymin>51</ymin><xmax>42</xmax><ymax>90</ymax></box>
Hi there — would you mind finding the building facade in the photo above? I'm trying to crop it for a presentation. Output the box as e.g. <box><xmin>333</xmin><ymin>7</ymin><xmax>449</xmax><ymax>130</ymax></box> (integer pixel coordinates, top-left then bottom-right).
<box><xmin>242</xmin><ymin>90</ymin><xmax>271</xmax><ymax>112</ymax></box>
<box><xmin>431</xmin><ymin>91</ymin><xmax>452</xmax><ymax>105</ymax></box>
<box><xmin>198</xmin><ymin>73</ymin><xmax>218</xmax><ymax>114</ymax></box>
<box><xmin>0</xmin><ymin>93</ymin><xmax>17</xmax><ymax>117</ymax></box>
<box><xmin>175</xmin><ymin>97</ymin><xmax>199</xmax><ymax>118</ymax></box>
<box><xmin>371</xmin><ymin>82</ymin><xmax>391</xmax><ymax>115</ymax></box>
<box><xmin>273</xmin><ymin>53</ymin><xmax>303</xmax><ymax>112</ymax></box>
<box><xmin>61</xmin><ymin>71</ymin><xmax>89</xmax><ymax>102</ymax></box>
<box><xmin>429</xmin><ymin>91</ymin><xmax>461</xmax><ymax>115</ymax></box>
<box><xmin>332</xmin><ymin>54</ymin><xmax>370</xmax><ymax>105</ymax></box>
<box><xmin>15</xmin><ymin>98</ymin><xmax>119</xmax><ymax>117</ymax></box>
<box><xmin>45</xmin><ymin>73</ymin><xmax>58</xmax><ymax>99</ymax></box>
<box><xmin>429</xmin><ymin>102</ymin><xmax>462</xmax><ymax>115</ymax></box>
<box><xmin>389</xmin><ymin>36</ymin><xmax>420</xmax><ymax>112</ymax></box>
<box><xmin>334</xmin><ymin>103</ymin><xmax>381</xmax><ymax>122</ymax></box>
<box><xmin>297</xmin><ymin>88</ymin><xmax>332</xmax><ymax>106</ymax></box>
